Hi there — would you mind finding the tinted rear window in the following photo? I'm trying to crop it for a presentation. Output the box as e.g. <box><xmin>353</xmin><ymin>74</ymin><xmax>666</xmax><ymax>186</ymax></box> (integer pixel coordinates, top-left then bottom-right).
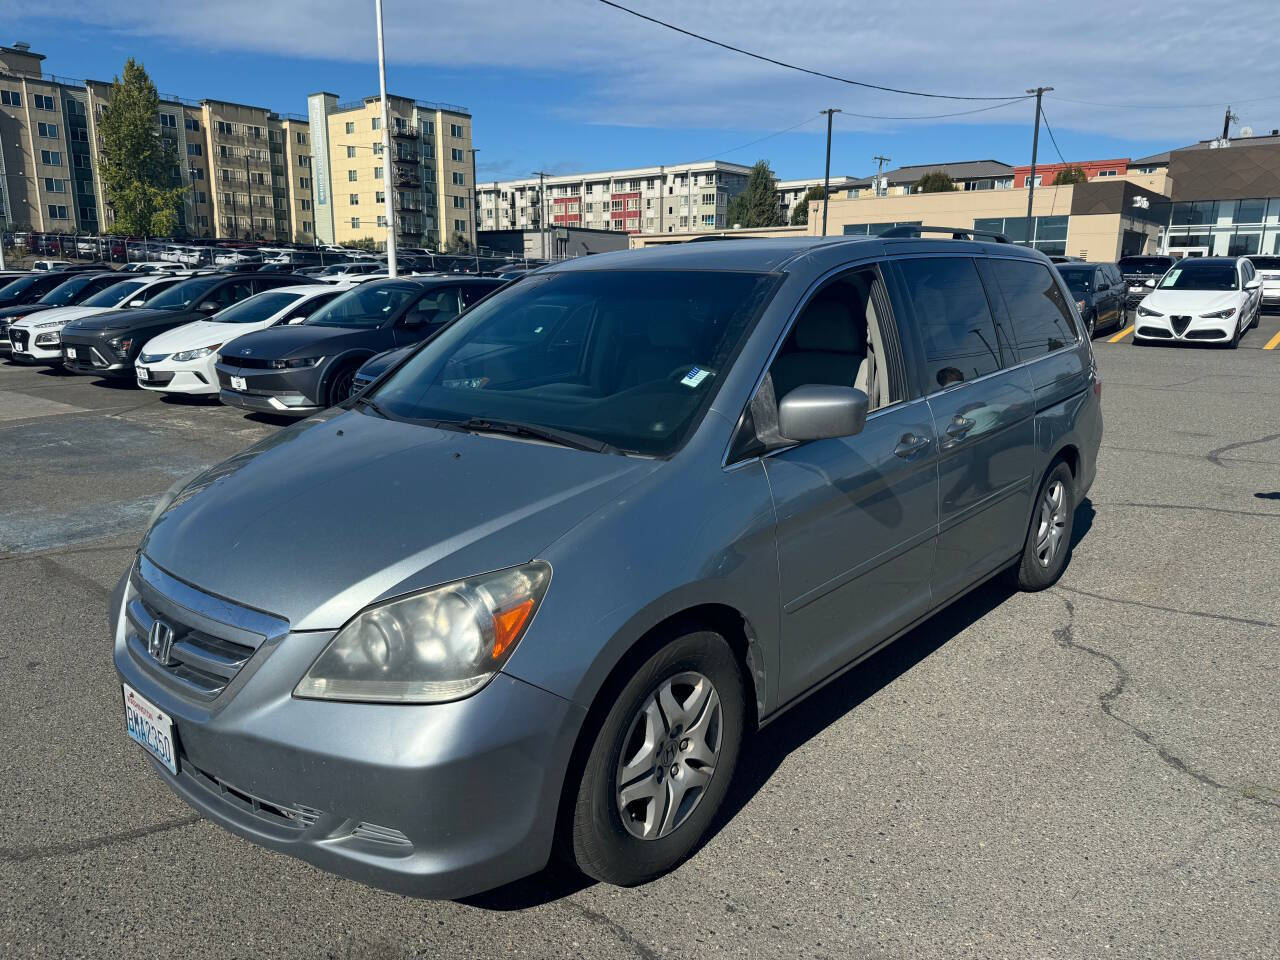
<box><xmin>1118</xmin><ymin>256</ymin><xmax>1175</xmax><ymax>273</ymax></box>
<box><xmin>1247</xmin><ymin>256</ymin><xmax>1280</xmax><ymax>270</ymax></box>
<box><xmin>897</xmin><ymin>257</ymin><xmax>1003</xmax><ymax>388</ymax></box>
<box><xmin>987</xmin><ymin>259</ymin><xmax>1078</xmax><ymax>362</ymax></box>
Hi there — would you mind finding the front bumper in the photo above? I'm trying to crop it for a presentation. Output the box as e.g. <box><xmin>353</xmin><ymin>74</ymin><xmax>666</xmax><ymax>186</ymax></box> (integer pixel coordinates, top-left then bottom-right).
<box><xmin>1133</xmin><ymin>311</ymin><xmax>1237</xmax><ymax>343</ymax></box>
<box><xmin>59</xmin><ymin>336</ymin><xmax>133</xmax><ymax>376</ymax></box>
<box><xmin>214</xmin><ymin>361</ymin><xmax>326</xmax><ymax>415</ymax></box>
<box><xmin>110</xmin><ymin>563</ymin><xmax>584</xmax><ymax>899</ymax></box>
<box><xmin>8</xmin><ymin>326</ymin><xmax>63</xmax><ymax>362</ymax></box>
<box><xmin>136</xmin><ymin>357</ymin><xmax>219</xmax><ymax>395</ymax></box>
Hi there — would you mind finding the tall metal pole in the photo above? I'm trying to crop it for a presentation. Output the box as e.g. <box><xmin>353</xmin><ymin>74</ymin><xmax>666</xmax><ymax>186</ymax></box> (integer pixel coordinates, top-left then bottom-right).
<box><xmin>375</xmin><ymin>0</ymin><xmax>397</xmax><ymax>276</ymax></box>
<box><xmin>820</xmin><ymin>108</ymin><xmax>840</xmax><ymax>236</ymax></box>
<box><xmin>532</xmin><ymin>170</ymin><xmax>549</xmax><ymax>259</ymax></box>
<box><xmin>469</xmin><ymin>147</ymin><xmax>480</xmax><ymax>271</ymax></box>
<box><xmin>872</xmin><ymin>155</ymin><xmax>891</xmax><ymax>198</ymax></box>
<box><xmin>244</xmin><ymin>152</ymin><xmax>252</xmax><ymax>240</ymax></box>
<box><xmin>1025</xmin><ymin>86</ymin><xmax>1052</xmax><ymax>239</ymax></box>
<box><xmin>1221</xmin><ymin>105</ymin><xmax>1237</xmax><ymax>141</ymax></box>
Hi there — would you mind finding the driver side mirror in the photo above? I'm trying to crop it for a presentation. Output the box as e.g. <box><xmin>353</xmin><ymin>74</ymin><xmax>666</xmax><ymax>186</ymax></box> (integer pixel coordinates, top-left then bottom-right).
<box><xmin>1144</xmin><ymin>278</ymin><xmax>1156</xmax><ymax>288</ymax></box>
<box><xmin>1245</xmin><ymin>278</ymin><xmax>1261</xmax><ymax>290</ymax></box>
<box><xmin>198</xmin><ymin>300</ymin><xmax>221</xmax><ymax>313</ymax></box>
<box><xmin>778</xmin><ymin>385</ymin><xmax>868</xmax><ymax>442</ymax></box>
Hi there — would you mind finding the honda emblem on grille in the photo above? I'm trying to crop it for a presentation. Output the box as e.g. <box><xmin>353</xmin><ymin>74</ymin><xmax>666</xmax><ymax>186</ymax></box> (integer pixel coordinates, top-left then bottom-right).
<box><xmin>147</xmin><ymin>619</ymin><xmax>176</xmax><ymax>666</ymax></box>
<box><xmin>240</xmin><ymin>347</ymin><xmax>252</xmax><ymax>355</ymax></box>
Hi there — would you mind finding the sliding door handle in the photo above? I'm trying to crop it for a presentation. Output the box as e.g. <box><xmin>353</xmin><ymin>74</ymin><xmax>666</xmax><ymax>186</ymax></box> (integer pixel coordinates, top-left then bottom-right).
<box><xmin>893</xmin><ymin>433</ymin><xmax>931</xmax><ymax>458</ymax></box>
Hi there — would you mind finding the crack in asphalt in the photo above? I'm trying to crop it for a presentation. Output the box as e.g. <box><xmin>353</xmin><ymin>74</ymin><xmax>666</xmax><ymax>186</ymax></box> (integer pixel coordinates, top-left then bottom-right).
<box><xmin>1050</xmin><ymin>593</ymin><xmax>1280</xmax><ymax>811</ymax></box>
<box><xmin>1094</xmin><ymin>500</ymin><xmax>1280</xmax><ymax>520</ymax></box>
<box><xmin>558</xmin><ymin>900</ymin><xmax>661</xmax><ymax>960</ymax></box>
<box><xmin>1101</xmin><ymin>443</ymin><xmax>1279</xmax><ymax>467</ymax></box>
<box><xmin>1207</xmin><ymin>432</ymin><xmax>1280</xmax><ymax>467</ymax></box>
<box><xmin>0</xmin><ymin>815</ymin><xmax>202</xmax><ymax>863</ymax></box>
<box><xmin>0</xmin><ymin>539</ymin><xmax>136</xmax><ymax>565</ymax></box>
<box><xmin>1055</xmin><ymin>584</ymin><xmax>1277</xmax><ymax>629</ymax></box>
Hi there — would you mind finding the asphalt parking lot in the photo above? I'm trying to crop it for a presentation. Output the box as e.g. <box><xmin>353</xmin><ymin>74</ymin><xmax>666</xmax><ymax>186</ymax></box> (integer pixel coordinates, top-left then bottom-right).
<box><xmin>1</xmin><ymin>315</ymin><xmax>1277</xmax><ymax>960</ymax></box>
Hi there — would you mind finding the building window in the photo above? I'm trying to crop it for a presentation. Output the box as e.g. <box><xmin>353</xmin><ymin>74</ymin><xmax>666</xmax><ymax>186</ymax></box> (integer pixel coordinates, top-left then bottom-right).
<box><xmin>350</xmin><ymin>217</ymin><xmax>360</xmax><ymax>229</ymax></box>
<box><xmin>451</xmin><ymin>148</ymin><xmax>463</xmax><ymax>162</ymax></box>
<box><xmin>377</xmin><ymin>215</ymin><xmax>387</xmax><ymax>227</ymax></box>
<box><xmin>299</xmin><ymin>176</ymin><xmax>310</xmax><ymax>188</ymax></box>
<box><xmin>349</xmin><ymin>193</ymin><xmax>359</xmax><ymax>205</ymax></box>
<box><xmin>216</xmin><ymin>120</ymin><xmax>232</xmax><ymax>135</ymax></box>
<box><xmin>373</xmin><ymin>166</ymin><xmax>383</xmax><ymax>179</ymax></box>
<box><xmin>375</xmin><ymin>191</ymin><xmax>384</xmax><ymax>203</ymax></box>
<box><xmin>160</xmin><ymin>113</ymin><xmax>176</xmax><ymax>127</ymax></box>
<box><xmin>346</xmin><ymin>145</ymin><xmax>356</xmax><ymax>158</ymax></box>
<box><xmin>1098</xmin><ymin>169</ymin><xmax>1117</xmax><ymax>177</ymax></box>
<box><xmin>421</xmin><ymin>120</ymin><xmax>435</xmax><ymax>135</ymax></box>
<box><xmin>44</xmin><ymin>177</ymin><xmax>67</xmax><ymax>192</ymax></box>
<box><xmin>40</xmin><ymin>150</ymin><xmax>62</xmax><ymax>166</ymax></box>
<box><xmin>185</xmin><ymin>116</ymin><xmax>199</xmax><ymax>131</ymax></box>
<box><xmin>47</xmin><ymin>204</ymin><xmax>68</xmax><ymax>220</ymax></box>
<box><xmin>1</xmin><ymin>89</ymin><xmax>20</xmax><ymax>106</ymax></box>
<box><xmin>344</xmin><ymin>121</ymin><xmax>355</xmax><ymax>134</ymax></box>
<box><xmin>449</xmin><ymin>123</ymin><xmax>465</xmax><ymax>138</ymax></box>
<box><xmin>34</xmin><ymin>93</ymin><xmax>56</xmax><ymax>111</ymax></box>
<box><xmin>348</xmin><ymin>170</ymin><xmax>357</xmax><ymax>181</ymax></box>
<box><xmin>295</xmin><ymin>131</ymin><xmax>307</xmax><ymax>144</ymax></box>
<box><xmin>189</xmin><ymin>167</ymin><xmax>204</xmax><ymax>180</ymax></box>
<box><xmin>303</xmin><ymin>220</ymin><xmax>312</xmax><ymax>232</ymax></box>
<box><xmin>37</xmin><ymin>122</ymin><xmax>58</xmax><ymax>138</ymax></box>
<box><xmin>371</xmin><ymin>117</ymin><xmax>381</xmax><ymax>130</ymax></box>
<box><xmin>453</xmin><ymin>218</ymin><xmax>467</xmax><ymax>232</ymax></box>
<box><xmin>196</xmin><ymin>191</ymin><xmax>206</xmax><ymax>204</ymax></box>
<box><xmin>452</xmin><ymin>171</ymin><xmax>464</xmax><ymax>185</ymax></box>
<box><xmin>372</xmin><ymin>142</ymin><xmax>383</xmax><ymax>155</ymax></box>
<box><xmin>301</xmin><ymin>198</ymin><xmax>311</xmax><ymax>210</ymax></box>
<box><xmin>187</xmin><ymin>143</ymin><xmax>202</xmax><ymax>155</ymax></box>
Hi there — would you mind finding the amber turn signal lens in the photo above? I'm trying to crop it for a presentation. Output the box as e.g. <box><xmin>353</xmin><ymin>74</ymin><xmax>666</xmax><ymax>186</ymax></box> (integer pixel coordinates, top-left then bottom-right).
<box><xmin>492</xmin><ymin>597</ymin><xmax>536</xmax><ymax>659</ymax></box>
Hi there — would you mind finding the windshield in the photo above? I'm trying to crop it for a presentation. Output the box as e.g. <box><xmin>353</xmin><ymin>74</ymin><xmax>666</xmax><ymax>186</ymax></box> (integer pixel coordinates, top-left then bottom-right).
<box><xmin>0</xmin><ymin>274</ymin><xmax>51</xmax><ymax>301</ymax></box>
<box><xmin>213</xmin><ymin>290</ymin><xmax>303</xmax><ymax>324</ymax></box>
<box><xmin>1118</xmin><ymin>256</ymin><xmax>1174</xmax><ymax>274</ymax></box>
<box><xmin>38</xmin><ymin>274</ymin><xmax>98</xmax><ymax>305</ymax></box>
<box><xmin>1158</xmin><ymin>265</ymin><xmax>1239</xmax><ymax>291</ymax></box>
<box><xmin>303</xmin><ymin>282</ymin><xmax>418</xmax><ymax>328</ymax></box>
<box><xmin>81</xmin><ymin>279</ymin><xmax>148</xmax><ymax>308</ymax></box>
<box><xmin>146</xmin><ymin>276</ymin><xmax>223</xmax><ymax>311</ymax></box>
<box><xmin>372</xmin><ymin>269</ymin><xmax>779</xmax><ymax>457</ymax></box>
<box><xmin>1057</xmin><ymin>268</ymin><xmax>1094</xmax><ymax>297</ymax></box>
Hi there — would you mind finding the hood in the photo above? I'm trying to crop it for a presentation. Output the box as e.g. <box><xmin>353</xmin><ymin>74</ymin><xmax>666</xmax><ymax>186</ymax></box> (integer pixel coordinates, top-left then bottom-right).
<box><xmin>141</xmin><ymin>319</ymin><xmax>234</xmax><ymax>354</ymax></box>
<box><xmin>1140</xmin><ymin>289</ymin><xmax>1243</xmax><ymax>316</ymax></box>
<box><xmin>140</xmin><ymin>409</ymin><xmax>658</xmax><ymax>630</ymax></box>
<box><xmin>222</xmin><ymin>322</ymin><xmax>376</xmax><ymax>362</ymax></box>
<box><xmin>10</xmin><ymin>303</ymin><xmax>110</xmax><ymax>330</ymax></box>
<box><xmin>63</xmin><ymin>306</ymin><xmax>173</xmax><ymax>335</ymax></box>
<box><xmin>0</xmin><ymin>303</ymin><xmax>54</xmax><ymax>320</ymax></box>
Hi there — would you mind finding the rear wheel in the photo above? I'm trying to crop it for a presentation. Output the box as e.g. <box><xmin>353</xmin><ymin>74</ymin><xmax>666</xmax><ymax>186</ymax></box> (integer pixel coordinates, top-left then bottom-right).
<box><xmin>1014</xmin><ymin>462</ymin><xmax>1075</xmax><ymax>591</ymax></box>
<box><xmin>569</xmin><ymin>630</ymin><xmax>744</xmax><ymax>886</ymax></box>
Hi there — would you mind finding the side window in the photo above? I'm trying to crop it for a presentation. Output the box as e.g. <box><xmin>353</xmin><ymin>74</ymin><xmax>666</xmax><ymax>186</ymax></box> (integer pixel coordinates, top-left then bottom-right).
<box><xmin>459</xmin><ymin>283</ymin><xmax>494</xmax><ymax>308</ymax></box>
<box><xmin>766</xmin><ymin>265</ymin><xmax>900</xmax><ymax>414</ymax></box>
<box><xmin>405</xmin><ymin>286</ymin><xmax>462</xmax><ymax>328</ymax></box>
<box><xmin>986</xmin><ymin>259</ymin><xmax>1078</xmax><ymax>363</ymax></box>
<box><xmin>283</xmin><ymin>293</ymin><xmax>337</xmax><ymax>323</ymax></box>
<box><xmin>897</xmin><ymin>256</ymin><xmax>1003</xmax><ymax>389</ymax></box>
<box><xmin>1095</xmin><ymin>267</ymin><xmax>1107</xmax><ymax>290</ymax></box>
<box><xmin>215</xmin><ymin>280</ymin><xmax>255</xmax><ymax>306</ymax></box>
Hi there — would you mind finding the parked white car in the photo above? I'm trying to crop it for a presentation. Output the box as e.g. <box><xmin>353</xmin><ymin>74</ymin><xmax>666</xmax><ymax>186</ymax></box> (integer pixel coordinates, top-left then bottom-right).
<box><xmin>1245</xmin><ymin>255</ymin><xmax>1280</xmax><ymax>307</ymax></box>
<box><xmin>8</xmin><ymin>274</ymin><xmax>186</xmax><ymax>363</ymax></box>
<box><xmin>135</xmin><ymin>284</ymin><xmax>346</xmax><ymax>395</ymax></box>
<box><xmin>30</xmin><ymin>260</ymin><xmax>72</xmax><ymax>271</ymax></box>
<box><xmin>1133</xmin><ymin>256</ymin><xmax>1262</xmax><ymax>347</ymax></box>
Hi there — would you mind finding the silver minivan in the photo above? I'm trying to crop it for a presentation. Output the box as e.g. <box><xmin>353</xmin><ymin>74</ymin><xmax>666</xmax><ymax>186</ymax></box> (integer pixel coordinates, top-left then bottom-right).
<box><xmin>112</xmin><ymin>233</ymin><xmax>1102</xmax><ymax>897</ymax></box>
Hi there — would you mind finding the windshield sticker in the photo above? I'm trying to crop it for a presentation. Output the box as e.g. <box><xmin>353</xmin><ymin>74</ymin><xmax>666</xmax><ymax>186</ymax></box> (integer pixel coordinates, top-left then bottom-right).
<box><xmin>680</xmin><ymin>366</ymin><xmax>712</xmax><ymax>388</ymax></box>
<box><xmin>1161</xmin><ymin>269</ymin><xmax>1181</xmax><ymax>287</ymax></box>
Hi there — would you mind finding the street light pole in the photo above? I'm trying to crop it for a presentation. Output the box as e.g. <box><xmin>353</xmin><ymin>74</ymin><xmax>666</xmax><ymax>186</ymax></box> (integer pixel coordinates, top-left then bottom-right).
<box><xmin>1024</xmin><ymin>86</ymin><xmax>1053</xmax><ymax>239</ymax></box>
<box><xmin>374</xmin><ymin>0</ymin><xmax>398</xmax><ymax>277</ymax></box>
<box><xmin>469</xmin><ymin>147</ymin><xmax>480</xmax><ymax>271</ymax></box>
<box><xmin>532</xmin><ymin>170</ymin><xmax>549</xmax><ymax>260</ymax></box>
<box><xmin>819</xmin><ymin>108</ymin><xmax>841</xmax><ymax>236</ymax></box>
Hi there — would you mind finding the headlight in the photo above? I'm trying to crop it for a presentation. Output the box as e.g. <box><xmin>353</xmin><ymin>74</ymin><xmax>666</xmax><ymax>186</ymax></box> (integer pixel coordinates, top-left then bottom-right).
<box><xmin>1137</xmin><ymin>305</ymin><xmax>1162</xmax><ymax>317</ymax></box>
<box><xmin>35</xmin><ymin>332</ymin><xmax>60</xmax><ymax>346</ymax></box>
<box><xmin>172</xmin><ymin>344</ymin><xmax>221</xmax><ymax>362</ymax></box>
<box><xmin>1199</xmin><ymin>308</ymin><xmax>1235</xmax><ymax>319</ymax></box>
<box><xmin>270</xmin><ymin>355</ymin><xmax>323</xmax><ymax>369</ymax></box>
<box><xmin>295</xmin><ymin>561</ymin><xmax>552</xmax><ymax>703</ymax></box>
<box><xmin>107</xmin><ymin>336</ymin><xmax>134</xmax><ymax>353</ymax></box>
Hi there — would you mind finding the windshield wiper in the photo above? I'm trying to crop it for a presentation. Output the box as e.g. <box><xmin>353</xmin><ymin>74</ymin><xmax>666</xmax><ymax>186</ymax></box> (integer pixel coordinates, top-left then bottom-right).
<box><xmin>352</xmin><ymin>394</ymin><xmax>392</xmax><ymax>419</ymax></box>
<box><xmin>456</xmin><ymin>417</ymin><xmax>623</xmax><ymax>455</ymax></box>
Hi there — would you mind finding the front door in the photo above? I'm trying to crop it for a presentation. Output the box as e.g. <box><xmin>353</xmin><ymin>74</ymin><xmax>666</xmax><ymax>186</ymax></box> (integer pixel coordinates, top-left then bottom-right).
<box><xmin>760</xmin><ymin>264</ymin><xmax>939</xmax><ymax>703</ymax></box>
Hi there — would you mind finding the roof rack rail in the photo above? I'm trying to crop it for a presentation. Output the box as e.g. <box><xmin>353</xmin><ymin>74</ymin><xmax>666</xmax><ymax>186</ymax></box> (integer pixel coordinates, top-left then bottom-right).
<box><xmin>878</xmin><ymin>225</ymin><xmax>1010</xmax><ymax>243</ymax></box>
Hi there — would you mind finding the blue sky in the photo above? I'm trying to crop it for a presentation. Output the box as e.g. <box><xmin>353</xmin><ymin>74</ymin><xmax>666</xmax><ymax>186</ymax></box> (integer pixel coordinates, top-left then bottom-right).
<box><xmin>7</xmin><ymin>0</ymin><xmax>1280</xmax><ymax>181</ymax></box>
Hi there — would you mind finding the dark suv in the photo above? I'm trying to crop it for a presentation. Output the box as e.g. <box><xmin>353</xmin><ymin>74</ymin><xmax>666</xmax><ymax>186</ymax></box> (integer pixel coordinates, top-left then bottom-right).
<box><xmin>0</xmin><ymin>271</ymin><xmax>119</xmax><ymax>347</ymax></box>
<box><xmin>60</xmin><ymin>273</ymin><xmax>315</xmax><ymax>378</ymax></box>
<box><xmin>1117</xmin><ymin>255</ymin><xmax>1175</xmax><ymax>312</ymax></box>
<box><xmin>215</xmin><ymin>275</ymin><xmax>502</xmax><ymax>415</ymax></box>
<box><xmin>1056</xmin><ymin>262</ymin><xmax>1126</xmax><ymax>337</ymax></box>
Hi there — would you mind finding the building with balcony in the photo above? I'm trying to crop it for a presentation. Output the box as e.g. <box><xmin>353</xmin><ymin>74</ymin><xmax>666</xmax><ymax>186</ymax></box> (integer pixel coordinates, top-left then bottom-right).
<box><xmin>307</xmin><ymin>92</ymin><xmax>472</xmax><ymax>251</ymax></box>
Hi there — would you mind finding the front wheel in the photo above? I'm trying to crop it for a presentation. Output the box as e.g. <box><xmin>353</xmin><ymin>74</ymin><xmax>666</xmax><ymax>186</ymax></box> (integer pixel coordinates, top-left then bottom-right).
<box><xmin>1014</xmin><ymin>462</ymin><xmax>1075</xmax><ymax>591</ymax></box>
<box><xmin>325</xmin><ymin>363</ymin><xmax>358</xmax><ymax>407</ymax></box>
<box><xmin>569</xmin><ymin>630</ymin><xmax>744</xmax><ymax>886</ymax></box>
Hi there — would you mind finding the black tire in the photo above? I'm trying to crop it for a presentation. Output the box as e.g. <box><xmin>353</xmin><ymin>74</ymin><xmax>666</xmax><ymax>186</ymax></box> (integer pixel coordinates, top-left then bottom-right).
<box><xmin>325</xmin><ymin>362</ymin><xmax>359</xmax><ymax>407</ymax></box>
<box><xmin>1014</xmin><ymin>461</ymin><xmax>1075</xmax><ymax>591</ymax></box>
<box><xmin>1226</xmin><ymin>320</ymin><xmax>1241</xmax><ymax>349</ymax></box>
<box><xmin>1249</xmin><ymin>303</ymin><xmax>1260</xmax><ymax>329</ymax></box>
<box><xmin>1085</xmin><ymin>312</ymin><xmax>1096</xmax><ymax>339</ymax></box>
<box><xmin>569</xmin><ymin>630</ymin><xmax>744</xmax><ymax>887</ymax></box>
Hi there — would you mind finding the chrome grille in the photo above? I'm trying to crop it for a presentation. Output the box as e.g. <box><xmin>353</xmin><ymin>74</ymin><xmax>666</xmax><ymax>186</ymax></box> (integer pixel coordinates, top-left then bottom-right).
<box><xmin>124</xmin><ymin>555</ymin><xmax>288</xmax><ymax>699</ymax></box>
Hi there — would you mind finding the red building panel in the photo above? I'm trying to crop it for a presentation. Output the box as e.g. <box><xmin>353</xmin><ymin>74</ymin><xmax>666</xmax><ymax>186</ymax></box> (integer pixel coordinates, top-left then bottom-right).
<box><xmin>1012</xmin><ymin>158</ymin><xmax>1129</xmax><ymax>188</ymax></box>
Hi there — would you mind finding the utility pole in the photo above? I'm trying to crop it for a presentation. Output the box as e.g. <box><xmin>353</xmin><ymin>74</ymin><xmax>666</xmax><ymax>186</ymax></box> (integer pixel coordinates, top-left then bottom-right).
<box><xmin>872</xmin><ymin>155</ymin><xmax>891</xmax><ymax>198</ymax></box>
<box><xmin>244</xmin><ymin>151</ymin><xmax>252</xmax><ymax>240</ymax></box>
<box><xmin>469</xmin><ymin>147</ymin><xmax>480</xmax><ymax>271</ymax></box>
<box><xmin>819</xmin><ymin>108</ymin><xmax>841</xmax><ymax>236</ymax></box>
<box><xmin>532</xmin><ymin>170</ymin><xmax>549</xmax><ymax>259</ymax></box>
<box><xmin>374</xmin><ymin>0</ymin><xmax>397</xmax><ymax>276</ymax></box>
<box><xmin>1221</xmin><ymin>105</ymin><xmax>1238</xmax><ymax>141</ymax></box>
<box><xmin>1025</xmin><ymin>86</ymin><xmax>1052</xmax><ymax>237</ymax></box>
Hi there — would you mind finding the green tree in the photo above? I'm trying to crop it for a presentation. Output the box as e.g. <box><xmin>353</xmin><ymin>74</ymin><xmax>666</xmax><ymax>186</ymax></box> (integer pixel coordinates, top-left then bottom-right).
<box><xmin>1052</xmin><ymin>165</ymin><xmax>1088</xmax><ymax>185</ymax></box>
<box><xmin>98</xmin><ymin>59</ymin><xmax>184</xmax><ymax>237</ymax></box>
<box><xmin>915</xmin><ymin>170</ymin><xmax>955</xmax><ymax>193</ymax></box>
<box><xmin>447</xmin><ymin>232</ymin><xmax>474</xmax><ymax>253</ymax></box>
<box><xmin>789</xmin><ymin>184</ymin><xmax>828</xmax><ymax>226</ymax></box>
<box><xmin>725</xmin><ymin>159</ymin><xmax>784</xmax><ymax>229</ymax></box>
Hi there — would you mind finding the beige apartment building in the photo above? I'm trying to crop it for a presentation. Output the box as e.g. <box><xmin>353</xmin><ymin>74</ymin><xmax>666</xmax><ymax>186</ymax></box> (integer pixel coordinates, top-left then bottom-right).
<box><xmin>307</xmin><ymin>92</ymin><xmax>473</xmax><ymax>251</ymax></box>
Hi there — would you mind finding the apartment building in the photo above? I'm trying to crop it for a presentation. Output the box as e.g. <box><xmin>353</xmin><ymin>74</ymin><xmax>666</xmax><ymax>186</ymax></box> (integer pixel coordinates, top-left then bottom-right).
<box><xmin>307</xmin><ymin>92</ymin><xmax>473</xmax><ymax>251</ymax></box>
<box><xmin>843</xmin><ymin>160</ymin><xmax>1016</xmax><ymax>198</ymax></box>
<box><xmin>775</xmin><ymin>176</ymin><xmax>861</xmax><ymax>223</ymax></box>
<box><xmin>477</xmin><ymin>161</ymin><xmax>753</xmax><ymax>237</ymax></box>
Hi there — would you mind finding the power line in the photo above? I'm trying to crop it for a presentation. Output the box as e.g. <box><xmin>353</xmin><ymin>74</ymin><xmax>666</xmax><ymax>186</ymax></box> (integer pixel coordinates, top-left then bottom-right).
<box><xmin>1038</xmin><ymin>104</ymin><xmax>1068</xmax><ymax>164</ymax></box>
<box><xmin>595</xmin><ymin>0</ymin><xmax>1024</xmax><ymax>101</ymax></box>
<box><xmin>835</xmin><ymin>97</ymin><xmax>1032</xmax><ymax>122</ymax></box>
<box><xmin>684</xmin><ymin>114</ymin><xmax>823</xmax><ymax>165</ymax></box>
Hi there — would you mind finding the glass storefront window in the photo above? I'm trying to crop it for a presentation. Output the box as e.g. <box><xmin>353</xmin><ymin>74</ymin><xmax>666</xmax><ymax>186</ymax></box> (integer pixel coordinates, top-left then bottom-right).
<box><xmin>1034</xmin><ymin>215</ymin><xmax>1068</xmax><ymax>241</ymax></box>
<box><xmin>1228</xmin><ymin>232</ymin><xmax>1261</xmax><ymax>256</ymax></box>
<box><xmin>1235</xmin><ymin>198</ymin><xmax>1267</xmax><ymax>224</ymax></box>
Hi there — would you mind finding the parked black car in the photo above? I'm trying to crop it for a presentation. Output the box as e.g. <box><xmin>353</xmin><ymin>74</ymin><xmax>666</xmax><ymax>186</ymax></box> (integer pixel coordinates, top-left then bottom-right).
<box><xmin>350</xmin><ymin>343</ymin><xmax>414</xmax><ymax>394</ymax></box>
<box><xmin>1055</xmin><ymin>262</ymin><xmax>1127</xmax><ymax>337</ymax></box>
<box><xmin>0</xmin><ymin>271</ymin><xmax>120</xmax><ymax>347</ymax></box>
<box><xmin>216</xmin><ymin>275</ymin><xmax>502</xmax><ymax>415</ymax></box>
<box><xmin>1117</xmin><ymin>255</ymin><xmax>1176</xmax><ymax>311</ymax></box>
<box><xmin>59</xmin><ymin>273</ymin><xmax>314</xmax><ymax>378</ymax></box>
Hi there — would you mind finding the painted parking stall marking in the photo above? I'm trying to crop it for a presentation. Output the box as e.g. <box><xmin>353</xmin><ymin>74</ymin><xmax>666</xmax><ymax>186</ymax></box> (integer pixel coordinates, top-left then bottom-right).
<box><xmin>1108</xmin><ymin>324</ymin><xmax>1135</xmax><ymax>343</ymax></box>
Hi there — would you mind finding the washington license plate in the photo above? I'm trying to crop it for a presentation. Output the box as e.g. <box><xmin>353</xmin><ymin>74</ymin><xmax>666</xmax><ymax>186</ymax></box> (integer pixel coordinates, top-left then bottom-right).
<box><xmin>123</xmin><ymin>683</ymin><xmax>178</xmax><ymax>775</ymax></box>
<box><xmin>137</xmin><ymin>366</ymin><xmax>151</xmax><ymax>381</ymax></box>
<box><xmin>230</xmin><ymin>375</ymin><xmax>246</xmax><ymax>391</ymax></box>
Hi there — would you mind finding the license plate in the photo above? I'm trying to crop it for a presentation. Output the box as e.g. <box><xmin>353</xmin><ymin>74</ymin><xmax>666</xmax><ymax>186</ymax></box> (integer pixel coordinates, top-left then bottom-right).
<box><xmin>230</xmin><ymin>375</ymin><xmax>246</xmax><ymax>391</ymax></box>
<box><xmin>122</xmin><ymin>683</ymin><xmax>178</xmax><ymax>775</ymax></box>
<box><xmin>137</xmin><ymin>366</ymin><xmax>151</xmax><ymax>381</ymax></box>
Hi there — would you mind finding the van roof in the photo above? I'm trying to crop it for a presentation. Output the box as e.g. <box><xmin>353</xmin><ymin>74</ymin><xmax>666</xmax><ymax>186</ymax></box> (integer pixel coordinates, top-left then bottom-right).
<box><xmin>542</xmin><ymin>236</ymin><xmax>1048</xmax><ymax>274</ymax></box>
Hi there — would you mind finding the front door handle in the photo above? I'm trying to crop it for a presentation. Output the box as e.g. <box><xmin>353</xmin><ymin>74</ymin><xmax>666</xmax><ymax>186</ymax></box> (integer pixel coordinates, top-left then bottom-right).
<box><xmin>945</xmin><ymin>415</ymin><xmax>976</xmax><ymax>440</ymax></box>
<box><xmin>893</xmin><ymin>433</ymin><xmax>931</xmax><ymax>458</ymax></box>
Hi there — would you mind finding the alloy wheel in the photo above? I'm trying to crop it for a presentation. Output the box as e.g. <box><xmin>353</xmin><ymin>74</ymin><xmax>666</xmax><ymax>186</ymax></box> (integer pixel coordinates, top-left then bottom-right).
<box><xmin>1034</xmin><ymin>479</ymin><xmax>1068</xmax><ymax>567</ymax></box>
<box><xmin>615</xmin><ymin>671</ymin><xmax>722</xmax><ymax>841</ymax></box>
